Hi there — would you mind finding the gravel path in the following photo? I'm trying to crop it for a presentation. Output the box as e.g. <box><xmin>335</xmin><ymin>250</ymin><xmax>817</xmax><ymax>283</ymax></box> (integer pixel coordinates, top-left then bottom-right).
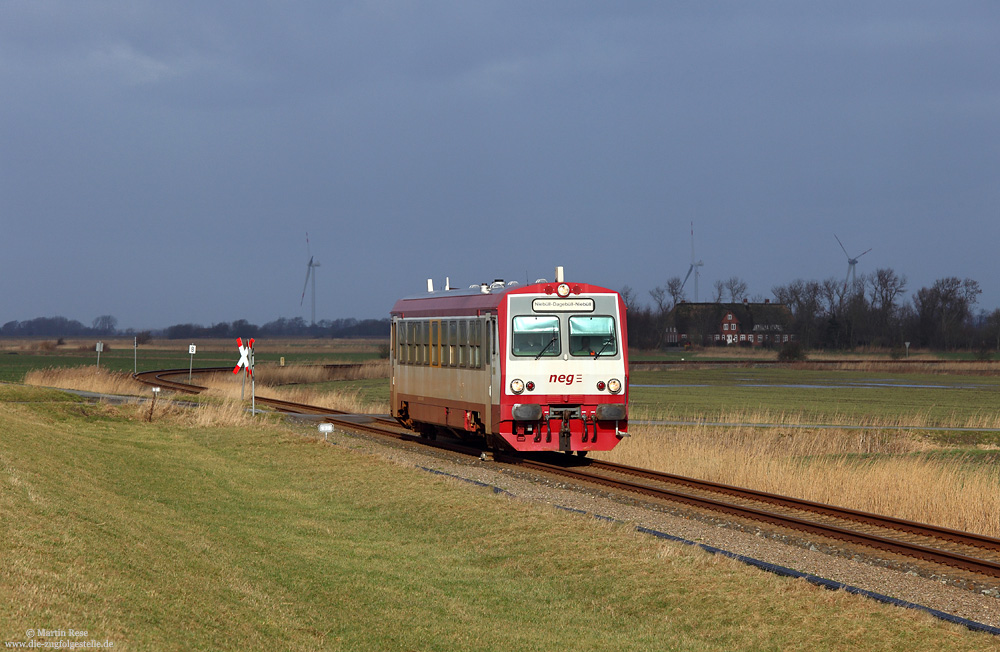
<box><xmin>309</xmin><ymin>419</ymin><xmax>1000</xmax><ymax>633</ymax></box>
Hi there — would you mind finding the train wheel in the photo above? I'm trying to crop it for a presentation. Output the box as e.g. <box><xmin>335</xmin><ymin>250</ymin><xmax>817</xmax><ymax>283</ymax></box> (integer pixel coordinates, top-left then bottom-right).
<box><xmin>576</xmin><ymin>450</ymin><xmax>589</xmax><ymax>457</ymax></box>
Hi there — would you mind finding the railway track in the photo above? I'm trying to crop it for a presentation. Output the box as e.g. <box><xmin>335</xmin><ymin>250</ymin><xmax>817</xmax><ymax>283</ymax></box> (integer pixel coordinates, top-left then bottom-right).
<box><xmin>132</xmin><ymin>367</ymin><xmax>1000</xmax><ymax>584</ymax></box>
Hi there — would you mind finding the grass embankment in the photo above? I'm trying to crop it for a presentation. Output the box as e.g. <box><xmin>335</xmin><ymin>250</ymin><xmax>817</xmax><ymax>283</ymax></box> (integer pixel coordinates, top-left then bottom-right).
<box><xmin>0</xmin><ymin>386</ymin><xmax>992</xmax><ymax>650</ymax></box>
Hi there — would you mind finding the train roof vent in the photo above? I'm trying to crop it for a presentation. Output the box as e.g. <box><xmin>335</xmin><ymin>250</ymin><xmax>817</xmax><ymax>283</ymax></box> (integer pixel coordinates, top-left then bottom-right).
<box><xmin>490</xmin><ymin>280</ymin><xmax>506</xmax><ymax>289</ymax></box>
<box><xmin>479</xmin><ymin>283</ymin><xmax>490</xmax><ymax>294</ymax></box>
<box><xmin>534</xmin><ymin>278</ymin><xmax>548</xmax><ymax>284</ymax></box>
<box><xmin>506</xmin><ymin>281</ymin><xmax>519</xmax><ymax>287</ymax></box>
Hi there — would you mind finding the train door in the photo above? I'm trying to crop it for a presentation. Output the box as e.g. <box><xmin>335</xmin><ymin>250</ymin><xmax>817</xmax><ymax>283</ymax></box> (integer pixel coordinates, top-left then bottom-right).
<box><xmin>390</xmin><ymin>319</ymin><xmax>397</xmax><ymax>409</ymax></box>
<box><xmin>489</xmin><ymin>315</ymin><xmax>500</xmax><ymax>432</ymax></box>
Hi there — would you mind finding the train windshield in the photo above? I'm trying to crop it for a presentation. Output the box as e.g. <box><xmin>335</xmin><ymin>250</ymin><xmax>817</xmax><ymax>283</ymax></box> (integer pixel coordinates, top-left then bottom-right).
<box><xmin>511</xmin><ymin>316</ymin><xmax>560</xmax><ymax>357</ymax></box>
<box><xmin>569</xmin><ymin>316</ymin><xmax>617</xmax><ymax>357</ymax></box>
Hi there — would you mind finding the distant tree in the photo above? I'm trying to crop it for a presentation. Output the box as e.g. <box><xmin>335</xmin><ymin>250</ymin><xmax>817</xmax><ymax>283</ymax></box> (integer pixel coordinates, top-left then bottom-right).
<box><xmin>649</xmin><ymin>286</ymin><xmax>670</xmax><ymax>314</ymax></box>
<box><xmin>230</xmin><ymin>319</ymin><xmax>258</xmax><ymax>337</ymax></box>
<box><xmin>913</xmin><ymin>277</ymin><xmax>982</xmax><ymax>349</ymax></box>
<box><xmin>649</xmin><ymin>277</ymin><xmax>685</xmax><ymax>313</ymax></box>
<box><xmin>619</xmin><ymin>286</ymin><xmax>638</xmax><ymax>312</ymax></box>
<box><xmin>166</xmin><ymin>323</ymin><xmax>201</xmax><ymax>339</ymax></box>
<box><xmin>772</xmin><ymin>280</ymin><xmax>822</xmax><ymax>349</ymax></box>
<box><xmin>723</xmin><ymin>276</ymin><xmax>749</xmax><ymax>303</ymax></box>
<box><xmin>711</xmin><ymin>280</ymin><xmax>725</xmax><ymax>303</ymax></box>
<box><xmin>866</xmin><ymin>268</ymin><xmax>907</xmax><ymax>347</ymax></box>
<box><xmin>983</xmin><ymin>309</ymin><xmax>1000</xmax><ymax>352</ymax></box>
<box><xmin>666</xmin><ymin>277</ymin><xmax>685</xmax><ymax>305</ymax></box>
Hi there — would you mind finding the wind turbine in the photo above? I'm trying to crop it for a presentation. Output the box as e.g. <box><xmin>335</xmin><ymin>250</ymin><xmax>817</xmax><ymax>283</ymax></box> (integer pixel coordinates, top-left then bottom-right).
<box><xmin>300</xmin><ymin>233</ymin><xmax>320</xmax><ymax>325</ymax></box>
<box><xmin>679</xmin><ymin>222</ymin><xmax>704</xmax><ymax>301</ymax></box>
<box><xmin>835</xmin><ymin>234</ymin><xmax>871</xmax><ymax>290</ymax></box>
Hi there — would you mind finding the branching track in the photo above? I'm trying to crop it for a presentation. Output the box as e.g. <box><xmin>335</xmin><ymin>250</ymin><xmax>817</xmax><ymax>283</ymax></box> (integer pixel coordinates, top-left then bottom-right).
<box><xmin>134</xmin><ymin>367</ymin><xmax>1000</xmax><ymax>582</ymax></box>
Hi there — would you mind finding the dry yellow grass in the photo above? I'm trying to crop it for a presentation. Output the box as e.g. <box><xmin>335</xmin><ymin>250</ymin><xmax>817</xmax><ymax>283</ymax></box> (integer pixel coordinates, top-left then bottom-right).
<box><xmin>194</xmin><ymin>369</ymin><xmax>388</xmax><ymax>414</ymax></box>
<box><xmin>254</xmin><ymin>359</ymin><xmax>389</xmax><ymax>385</ymax></box>
<box><xmin>24</xmin><ymin>367</ymin><xmax>144</xmax><ymax>395</ymax></box>
<box><xmin>23</xmin><ymin>367</ymin><xmax>285</xmax><ymax>428</ymax></box>
<box><xmin>598</xmin><ymin>423</ymin><xmax>1000</xmax><ymax>538</ymax></box>
<box><xmin>23</xmin><ymin>364</ymin><xmax>390</xmax><ymax>415</ymax></box>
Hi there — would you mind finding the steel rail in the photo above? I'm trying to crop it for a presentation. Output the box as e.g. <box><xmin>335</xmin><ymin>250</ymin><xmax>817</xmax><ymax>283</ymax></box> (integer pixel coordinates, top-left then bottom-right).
<box><xmin>495</xmin><ymin>456</ymin><xmax>1000</xmax><ymax>579</ymax></box>
<box><xmin>582</xmin><ymin>459</ymin><xmax>1000</xmax><ymax>553</ymax></box>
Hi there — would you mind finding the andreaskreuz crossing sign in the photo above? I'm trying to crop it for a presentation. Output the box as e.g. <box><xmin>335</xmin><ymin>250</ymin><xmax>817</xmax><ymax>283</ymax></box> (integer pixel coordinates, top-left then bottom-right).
<box><xmin>234</xmin><ymin>337</ymin><xmax>254</xmax><ymax>376</ymax></box>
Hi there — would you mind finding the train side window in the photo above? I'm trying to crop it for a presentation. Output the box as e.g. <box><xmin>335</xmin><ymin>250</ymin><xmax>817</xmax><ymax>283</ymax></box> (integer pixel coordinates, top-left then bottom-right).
<box><xmin>449</xmin><ymin>321</ymin><xmax>457</xmax><ymax>367</ymax></box>
<box><xmin>407</xmin><ymin>322</ymin><xmax>414</xmax><ymax>365</ymax></box>
<box><xmin>405</xmin><ymin>322</ymin><xmax>414</xmax><ymax>364</ymax></box>
<box><xmin>399</xmin><ymin>322</ymin><xmax>406</xmax><ymax>364</ymax></box>
<box><xmin>472</xmin><ymin>320</ymin><xmax>481</xmax><ymax>368</ymax></box>
<box><xmin>419</xmin><ymin>321</ymin><xmax>427</xmax><ymax>365</ymax></box>
<box><xmin>459</xmin><ymin>321</ymin><xmax>468</xmax><ymax>367</ymax></box>
<box><xmin>430</xmin><ymin>321</ymin><xmax>439</xmax><ymax>367</ymax></box>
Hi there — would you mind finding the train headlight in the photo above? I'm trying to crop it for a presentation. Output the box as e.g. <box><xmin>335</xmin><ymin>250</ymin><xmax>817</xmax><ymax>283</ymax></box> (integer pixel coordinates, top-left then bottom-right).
<box><xmin>557</xmin><ymin>283</ymin><xmax>570</xmax><ymax>297</ymax></box>
<box><xmin>510</xmin><ymin>378</ymin><xmax>525</xmax><ymax>394</ymax></box>
<box><xmin>608</xmin><ymin>378</ymin><xmax>622</xmax><ymax>394</ymax></box>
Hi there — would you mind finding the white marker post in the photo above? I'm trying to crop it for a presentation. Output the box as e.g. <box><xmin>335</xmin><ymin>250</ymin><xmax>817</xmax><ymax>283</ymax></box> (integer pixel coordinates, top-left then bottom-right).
<box><xmin>319</xmin><ymin>422</ymin><xmax>334</xmax><ymax>442</ymax></box>
<box><xmin>188</xmin><ymin>344</ymin><xmax>197</xmax><ymax>383</ymax></box>
<box><xmin>96</xmin><ymin>341</ymin><xmax>104</xmax><ymax>369</ymax></box>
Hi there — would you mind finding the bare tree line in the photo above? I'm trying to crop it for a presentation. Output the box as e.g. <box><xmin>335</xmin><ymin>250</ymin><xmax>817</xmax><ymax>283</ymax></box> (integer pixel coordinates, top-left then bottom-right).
<box><xmin>624</xmin><ymin>270</ymin><xmax>1000</xmax><ymax>353</ymax></box>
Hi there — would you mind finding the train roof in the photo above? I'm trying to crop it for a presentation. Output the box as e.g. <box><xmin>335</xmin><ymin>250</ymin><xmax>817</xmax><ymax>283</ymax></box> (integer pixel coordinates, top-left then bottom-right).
<box><xmin>390</xmin><ymin>281</ymin><xmax>620</xmax><ymax>318</ymax></box>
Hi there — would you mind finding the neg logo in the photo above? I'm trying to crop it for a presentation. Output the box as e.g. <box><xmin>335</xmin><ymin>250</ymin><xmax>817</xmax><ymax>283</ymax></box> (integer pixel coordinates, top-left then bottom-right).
<box><xmin>549</xmin><ymin>374</ymin><xmax>583</xmax><ymax>386</ymax></box>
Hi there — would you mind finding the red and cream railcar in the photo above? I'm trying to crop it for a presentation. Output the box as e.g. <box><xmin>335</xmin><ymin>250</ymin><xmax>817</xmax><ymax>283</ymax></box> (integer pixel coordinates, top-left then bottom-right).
<box><xmin>390</xmin><ymin>272</ymin><xmax>628</xmax><ymax>453</ymax></box>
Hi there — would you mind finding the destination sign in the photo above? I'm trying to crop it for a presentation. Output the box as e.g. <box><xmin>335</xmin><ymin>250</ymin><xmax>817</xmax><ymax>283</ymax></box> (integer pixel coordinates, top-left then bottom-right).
<box><xmin>532</xmin><ymin>298</ymin><xmax>595</xmax><ymax>312</ymax></box>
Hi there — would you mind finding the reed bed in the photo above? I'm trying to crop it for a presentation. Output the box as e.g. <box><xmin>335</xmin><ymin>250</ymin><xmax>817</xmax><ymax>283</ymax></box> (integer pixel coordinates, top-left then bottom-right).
<box><xmin>598</xmin><ymin>423</ymin><xmax>1000</xmax><ymax>538</ymax></box>
<box><xmin>253</xmin><ymin>359</ymin><xmax>389</xmax><ymax>385</ymax></box>
<box><xmin>145</xmin><ymin>397</ymin><xmax>270</xmax><ymax>429</ymax></box>
<box><xmin>198</xmin><ymin>372</ymin><xmax>387</xmax><ymax>414</ymax></box>
<box><xmin>24</xmin><ymin>367</ymin><xmax>144</xmax><ymax>395</ymax></box>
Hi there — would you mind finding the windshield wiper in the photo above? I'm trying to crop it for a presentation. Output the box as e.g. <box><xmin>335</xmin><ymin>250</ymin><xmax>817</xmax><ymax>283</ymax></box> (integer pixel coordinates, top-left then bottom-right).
<box><xmin>594</xmin><ymin>336</ymin><xmax>615</xmax><ymax>358</ymax></box>
<box><xmin>535</xmin><ymin>335</ymin><xmax>558</xmax><ymax>360</ymax></box>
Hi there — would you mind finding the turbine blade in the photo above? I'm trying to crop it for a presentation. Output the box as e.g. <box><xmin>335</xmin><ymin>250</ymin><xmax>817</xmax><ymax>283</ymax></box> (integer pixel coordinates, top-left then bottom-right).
<box><xmin>300</xmin><ymin>265</ymin><xmax>312</xmax><ymax>305</ymax></box>
<box><xmin>681</xmin><ymin>264</ymin><xmax>694</xmax><ymax>289</ymax></box>
<box><xmin>834</xmin><ymin>234</ymin><xmax>850</xmax><ymax>258</ymax></box>
<box><xmin>857</xmin><ymin>247</ymin><xmax>872</xmax><ymax>259</ymax></box>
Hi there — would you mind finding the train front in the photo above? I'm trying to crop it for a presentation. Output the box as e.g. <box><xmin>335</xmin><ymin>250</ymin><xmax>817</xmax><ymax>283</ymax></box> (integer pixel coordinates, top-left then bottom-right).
<box><xmin>498</xmin><ymin>280</ymin><xmax>628</xmax><ymax>453</ymax></box>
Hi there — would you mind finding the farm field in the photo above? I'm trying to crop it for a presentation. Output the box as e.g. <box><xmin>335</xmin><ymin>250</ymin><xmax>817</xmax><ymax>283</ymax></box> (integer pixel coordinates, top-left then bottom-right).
<box><xmin>0</xmin><ymin>338</ymin><xmax>385</xmax><ymax>383</ymax></box>
<box><xmin>629</xmin><ymin>366</ymin><xmax>1000</xmax><ymax>431</ymax></box>
<box><xmin>0</xmin><ymin>384</ymin><xmax>994</xmax><ymax>650</ymax></box>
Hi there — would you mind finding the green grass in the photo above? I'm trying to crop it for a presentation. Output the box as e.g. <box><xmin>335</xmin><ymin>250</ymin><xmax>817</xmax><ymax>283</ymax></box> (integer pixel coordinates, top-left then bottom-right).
<box><xmin>0</xmin><ymin>346</ymin><xmax>383</xmax><ymax>383</ymax></box>
<box><xmin>1</xmin><ymin>387</ymin><xmax>991</xmax><ymax>650</ymax></box>
<box><xmin>629</xmin><ymin>367</ymin><xmax>1000</xmax><ymax>429</ymax></box>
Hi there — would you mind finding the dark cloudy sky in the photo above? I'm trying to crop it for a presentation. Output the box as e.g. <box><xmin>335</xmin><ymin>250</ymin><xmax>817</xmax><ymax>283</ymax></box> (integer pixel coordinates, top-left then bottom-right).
<box><xmin>2</xmin><ymin>2</ymin><xmax>998</xmax><ymax>330</ymax></box>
